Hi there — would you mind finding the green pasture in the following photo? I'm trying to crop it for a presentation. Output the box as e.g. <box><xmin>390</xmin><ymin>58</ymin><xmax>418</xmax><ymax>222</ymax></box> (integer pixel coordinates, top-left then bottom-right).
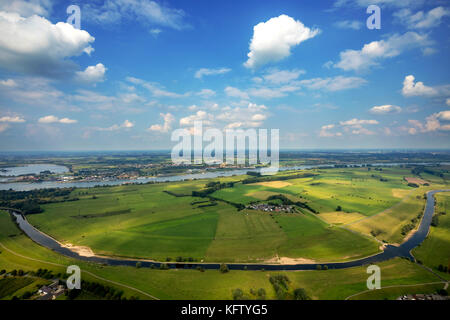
<box><xmin>413</xmin><ymin>192</ymin><xmax>450</xmax><ymax>279</ymax></box>
<box><xmin>212</xmin><ymin>167</ymin><xmax>415</xmax><ymax>216</ymax></box>
<box><xmin>0</xmin><ymin>210</ymin><xmax>443</xmax><ymax>300</ymax></box>
<box><xmin>20</xmin><ymin>166</ymin><xmax>448</xmax><ymax>263</ymax></box>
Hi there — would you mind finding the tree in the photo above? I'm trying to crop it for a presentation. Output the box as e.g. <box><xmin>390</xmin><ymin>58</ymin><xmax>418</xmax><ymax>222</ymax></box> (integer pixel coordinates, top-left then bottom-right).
<box><xmin>22</xmin><ymin>291</ymin><xmax>33</xmax><ymax>299</ymax></box>
<box><xmin>257</xmin><ymin>288</ymin><xmax>266</xmax><ymax>300</ymax></box>
<box><xmin>67</xmin><ymin>289</ymin><xmax>81</xmax><ymax>300</ymax></box>
<box><xmin>136</xmin><ymin>262</ymin><xmax>142</xmax><ymax>268</ymax></box>
<box><xmin>232</xmin><ymin>288</ymin><xmax>244</xmax><ymax>300</ymax></box>
<box><xmin>293</xmin><ymin>288</ymin><xmax>310</xmax><ymax>300</ymax></box>
<box><xmin>336</xmin><ymin>205</ymin><xmax>342</xmax><ymax>212</ymax></box>
<box><xmin>220</xmin><ymin>264</ymin><xmax>229</xmax><ymax>273</ymax></box>
<box><xmin>437</xmin><ymin>288</ymin><xmax>448</xmax><ymax>296</ymax></box>
<box><xmin>431</xmin><ymin>215</ymin><xmax>439</xmax><ymax>227</ymax></box>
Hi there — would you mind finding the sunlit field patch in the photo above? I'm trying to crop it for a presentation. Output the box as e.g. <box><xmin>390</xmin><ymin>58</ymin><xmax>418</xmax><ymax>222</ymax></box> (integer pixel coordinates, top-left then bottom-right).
<box><xmin>253</xmin><ymin>181</ymin><xmax>292</xmax><ymax>188</ymax></box>
<box><xmin>318</xmin><ymin>211</ymin><xmax>366</xmax><ymax>225</ymax></box>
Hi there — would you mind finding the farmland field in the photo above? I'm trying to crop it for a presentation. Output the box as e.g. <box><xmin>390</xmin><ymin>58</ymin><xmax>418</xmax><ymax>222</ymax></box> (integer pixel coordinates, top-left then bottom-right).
<box><xmin>22</xmin><ymin>166</ymin><xmax>445</xmax><ymax>264</ymax></box>
<box><xmin>413</xmin><ymin>192</ymin><xmax>450</xmax><ymax>279</ymax></box>
<box><xmin>0</xmin><ymin>210</ymin><xmax>444</xmax><ymax>300</ymax></box>
<box><xmin>0</xmin><ymin>163</ymin><xmax>449</xmax><ymax>301</ymax></box>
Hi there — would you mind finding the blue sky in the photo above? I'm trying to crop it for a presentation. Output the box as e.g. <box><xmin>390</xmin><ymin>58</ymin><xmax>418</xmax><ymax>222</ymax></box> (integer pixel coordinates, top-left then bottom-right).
<box><xmin>0</xmin><ymin>0</ymin><xmax>449</xmax><ymax>151</ymax></box>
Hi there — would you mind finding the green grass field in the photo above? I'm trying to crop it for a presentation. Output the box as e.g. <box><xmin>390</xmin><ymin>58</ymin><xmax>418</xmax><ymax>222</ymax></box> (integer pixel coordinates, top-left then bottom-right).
<box><xmin>212</xmin><ymin>167</ymin><xmax>414</xmax><ymax>216</ymax></box>
<box><xmin>0</xmin><ymin>209</ymin><xmax>444</xmax><ymax>300</ymax></box>
<box><xmin>347</xmin><ymin>186</ymin><xmax>432</xmax><ymax>244</ymax></box>
<box><xmin>23</xmin><ymin>167</ymin><xmax>447</xmax><ymax>263</ymax></box>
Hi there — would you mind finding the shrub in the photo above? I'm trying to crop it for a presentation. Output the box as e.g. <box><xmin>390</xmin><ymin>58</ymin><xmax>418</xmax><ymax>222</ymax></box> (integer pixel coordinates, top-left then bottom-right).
<box><xmin>67</xmin><ymin>289</ymin><xmax>81</xmax><ymax>300</ymax></box>
<box><xmin>232</xmin><ymin>288</ymin><xmax>244</xmax><ymax>300</ymax></box>
<box><xmin>431</xmin><ymin>215</ymin><xmax>439</xmax><ymax>227</ymax></box>
<box><xmin>269</xmin><ymin>275</ymin><xmax>290</xmax><ymax>300</ymax></box>
<box><xmin>293</xmin><ymin>288</ymin><xmax>310</xmax><ymax>300</ymax></box>
<box><xmin>437</xmin><ymin>289</ymin><xmax>448</xmax><ymax>296</ymax></box>
<box><xmin>220</xmin><ymin>264</ymin><xmax>229</xmax><ymax>273</ymax></box>
<box><xmin>21</xmin><ymin>291</ymin><xmax>33</xmax><ymax>299</ymax></box>
<box><xmin>257</xmin><ymin>288</ymin><xmax>266</xmax><ymax>300</ymax></box>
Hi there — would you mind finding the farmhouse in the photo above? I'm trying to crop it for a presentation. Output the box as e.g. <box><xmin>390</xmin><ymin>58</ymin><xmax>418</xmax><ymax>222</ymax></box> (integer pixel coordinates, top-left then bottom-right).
<box><xmin>246</xmin><ymin>203</ymin><xmax>296</xmax><ymax>213</ymax></box>
<box><xmin>38</xmin><ymin>281</ymin><xmax>66</xmax><ymax>300</ymax></box>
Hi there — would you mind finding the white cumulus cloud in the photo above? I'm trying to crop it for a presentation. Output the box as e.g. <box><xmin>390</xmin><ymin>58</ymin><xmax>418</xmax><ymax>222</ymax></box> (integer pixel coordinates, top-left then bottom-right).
<box><xmin>224</xmin><ymin>86</ymin><xmax>250</xmax><ymax>100</ymax></box>
<box><xmin>299</xmin><ymin>76</ymin><xmax>367</xmax><ymax>91</ymax></box>
<box><xmin>179</xmin><ymin>110</ymin><xmax>213</xmax><ymax>126</ymax></box>
<box><xmin>370</xmin><ymin>105</ymin><xmax>402</xmax><ymax>115</ymax></box>
<box><xmin>408</xmin><ymin>111</ymin><xmax>450</xmax><ymax>134</ymax></box>
<box><xmin>340</xmin><ymin>119</ymin><xmax>378</xmax><ymax>126</ymax></box>
<box><xmin>0</xmin><ymin>0</ymin><xmax>52</xmax><ymax>17</ymax></box>
<box><xmin>394</xmin><ymin>6</ymin><xmax>450</xmax><ymax>29</ymax></box>
<box><xmin>96</xmin><ymin>120</ymin><xmax>135</xmax><ymax>131</ymax></box>
<box><xmin>195</xmin><ymin>67</ymin><xmax>231</xmax><ymax>79</ymax></box>
<box><xmin>244</xmin><ymin>14</ymin><xmax>320</xmax><ymax>69</ymax></box>
<box><xmin>0</xmin><ymin>79</ymin><xmax>17</xmax><ymax>87</ymax></box>
<box><xmin>0</xmin><ymin>115</ymin><xmax>25</xmax><ymax>123</ymax></box>
<box><xmin>335</xmin><ymin>32</ymin><xmax>431</xmax><ymax>72</ymax></box>
<box><xmin>38</xmin><ymin>115</ymin><xmax>77</xmax><ymax>124</ymax></box>
<box><xmin>262</xmin><ymin>69</ymin><xmax>305</xmax><ymax>84</ymax></box>
<box><xmin>196</xmin><ymin>89</ymin><xmax>216</xmax><ymax>98</ymax></box>
<box><xmin>402</xmin><ymin>75</ymin><xmax>438</xmax><ymax>97</ymax></box>
<box><xmin>148</xmin><ymin>113</ymin><xmax>174</xmax><ymax>133</ymax></box>
<box><xmin>0</xmin><ymin>11</ymin><xmax>95</xmax><ymax>78</ymax></box>
<box><xmin>75</xmin><ymin>63</ymin><xmax>107</xmax><ymax>84</ymax></box>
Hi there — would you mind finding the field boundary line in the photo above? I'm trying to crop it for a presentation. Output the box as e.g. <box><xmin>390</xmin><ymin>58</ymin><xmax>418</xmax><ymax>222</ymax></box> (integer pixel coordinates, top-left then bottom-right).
<box><xmin>0</xmin><ymin>241</ymin><xmax>159</xmax><ymax>300</ymax></box>
<box><xmin>344</xmin><ymin>281</ymin><xmax>447</xmax><ymax>300</ymax></box>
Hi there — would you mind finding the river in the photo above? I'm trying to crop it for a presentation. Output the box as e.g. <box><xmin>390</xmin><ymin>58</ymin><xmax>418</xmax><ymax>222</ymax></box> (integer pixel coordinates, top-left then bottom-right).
<box><xmin>8</xmin><ymin>189</ymin><xmax>450</xmax><ymax>271</ymax></box>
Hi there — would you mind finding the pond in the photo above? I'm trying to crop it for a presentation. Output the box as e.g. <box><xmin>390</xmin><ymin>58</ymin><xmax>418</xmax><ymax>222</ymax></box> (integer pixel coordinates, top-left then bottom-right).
<box><xmin>0</xmin><ymin>164</ymin><xmax>69</xmax><ymax>176</ymax></box>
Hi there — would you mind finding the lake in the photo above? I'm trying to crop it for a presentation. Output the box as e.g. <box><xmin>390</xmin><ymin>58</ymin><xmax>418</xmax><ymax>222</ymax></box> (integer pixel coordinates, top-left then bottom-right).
<box><xmin>0</xmin><ymin>164</ymin><xmax>69</xmax><ymax>176</ymax></box>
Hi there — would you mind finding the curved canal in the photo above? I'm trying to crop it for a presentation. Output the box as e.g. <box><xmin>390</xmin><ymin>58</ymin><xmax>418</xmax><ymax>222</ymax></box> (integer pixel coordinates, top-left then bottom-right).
<box><xmin>8</xmin><ymin>189</ymin><xmax>450</xmax><ymax>271</ymax></box>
